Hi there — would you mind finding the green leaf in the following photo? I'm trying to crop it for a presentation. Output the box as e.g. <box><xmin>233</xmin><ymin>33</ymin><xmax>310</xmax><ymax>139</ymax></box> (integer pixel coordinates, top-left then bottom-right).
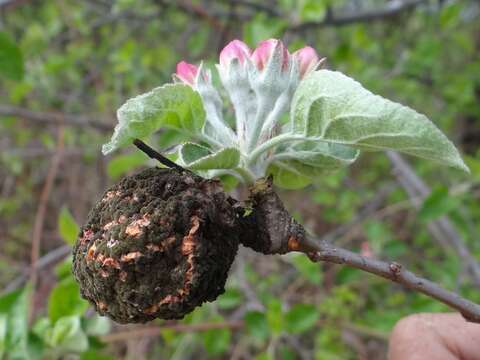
<box><xmin>289</xmin><ymin>253</ymin><xmax>322</xmax><ymax>285</ymax></box>
<box><xmin>218</xmin><ymin>174</ymin><xmax>239</xmax><ymax>192</ymax></box>
<box><xmin>179</xmin><ymin>142</ymin><xmax>210</xmax><ymax>163</ymax></box>
<box><xmin>157</xmin><ymin>128</ymin><xmax>190</xmax><ymax>148</ymax></box>
<box><xmin>266</xmin><ymin>299</ymin><xmax>283</xmax><ymax>335</ymax></box>
<box><xmin>31</xmin><ymin>318</ymin><xmax>51</xmax><ymax>339</ymax></box>
<box><xmin>0</xmin><ymin>32</ymin><xmax>24</xmax><ymax>81</ymax></box>
<box><xmin>216</xmin><ymin>288</ymin><xmax>243</xmax><ymax>309</ymax></box>
<box><xmin>244</xmin><ymin>311</ymin><xmax>269</xmax><ymax>341</ymax></box>
<box><xmin>54</xmin><ymin>257</ymin><xmax>73</xmax><ymax>281</ymax></box>
<box><xmin>58</xmin><ymin>207</ymin><xmax>79</xmax><ymax>245</ymax></box>
<box><xmin>273</xmin><ymin>141</ymin><xmax>359</xmax><ymax>171</ymax></box>
<box><xmin>335</xmin><ymin>267</ymin><xmax>362</xmax><ymax>285</ymax></box>
<box><xmin>0</xmin><ymin>289</ymin><xmax>24</xmax><ymax>313</ymax></box>
<box><xmin>364</xmin><ymin>220</ymin><xmax>393</xmax><ymax>254</ymax></box>
<box><xmin>419</xmin><ymin>186</ymin><xmax>460</xmax><ymax>222</ymax></box>
<box><xmin>85</xmin><ymin>335</ymin><xmax>108</xmax><ymax>352</ymax></box>
<box><xmin>0</xmin><ymin>314</ymin><xmax>7</xmax><ymax>359</ymax></box>
<box><xmin>268</xmin><ymin>141</ymin><xmax>359</xmax><ymax>187</ymax></box>
<box><xmin>0</xmin><ymin>288</ymin><xmax>29</xmax><ymax>358</ymax></box>
<box><xmin>254</xmin><ymin>353</ymin><xmax>273</xmax><ymax>360</ymax></box>
<box><xmin>179</xmin><ymin>143</ymin><xmax>240</xmax><ymax>170</ymax></box>
<box><xmin>102</xmin><ymin>84</ymin><xmax>205</xmax><ymax>154</ymax></box>
<box><xmin>25</xmin><ymin>332</ymin><xmax>45</xmax><ymax>360</ymax></box>
<box><xmin>202</xmin><ymin>317</ymin><xmax>231</xmax><ymax>356</ymax></box>
<box><xmin>188</xmin><ymin>148</ymin><xmax>240</xmax><ymax>170</ymax></box>
<box><xmin>464</xmin><ymin>155</ymin><xmax>480</xmax><ymax>182</ymax></box>
<box><xmin>47</xmin><ymin>315</ymin><xmax>89</xmax><ymax>353</ymax></box>
<box><xmin>300</xmin><ymin>0</ymin><xmax>327</xmax><ymax>21</ymax></box>
<box><xmin>291</xmin><ymin>70</ymin><xmax>468</xmax><ymax>172</ymax></box>
<box><xmin>81</xmin><ymin>350</ymin><xmax>115</xmax><ymax>360</ymax></box>
<box><xmin>48</xmin><ymin>278</ymin><xmax>88</xmax><ymax>323</ymax></box>
<box><xmin>279</xmin><ymin>346</ymin><xmax>296</xmax><ymax>360</ymax></box>
<box><xmin>267</xmin><ymin>162</ymin><xmax>313</xmax><ymax>189</ymax></box>
<box><xmin>107</xmin><ymin>151</ymin><xmax>147</xmax><ymax>180</ymax></box>
<box><xmin>285</xmin><ymin>304</ymin><xmax>319</xmax><ymax>334</ymax></box>
<box><xmin>243</xmin><ymin>14</ymin><xmax>287</xmax><ymax>46</ymax></box>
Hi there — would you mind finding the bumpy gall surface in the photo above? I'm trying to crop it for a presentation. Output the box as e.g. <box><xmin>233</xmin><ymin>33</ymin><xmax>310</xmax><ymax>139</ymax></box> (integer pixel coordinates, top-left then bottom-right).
<box><xmin>72</xmin><ymin>167</ymin><xmax>239</xmax><ymax>323</ymax></box>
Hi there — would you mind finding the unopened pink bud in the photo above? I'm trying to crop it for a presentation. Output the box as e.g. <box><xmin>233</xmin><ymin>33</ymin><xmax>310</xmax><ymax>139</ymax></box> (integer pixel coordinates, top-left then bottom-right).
<box><xmin>175</xmin><ymin>61</ymin><xmax>198</xmax><ymax>85</ymax></box>
<box><xmin>251</xmin><ymin>39</ymin><xmax>289</xmax><ymax>71</ymax></box>
<box><xmin>220</xmin><ymin>40</ymin><xmax>251</xmax><ymax>67</ymax></box>
<box><xmin>293</xmin><ymin>46</ymin><xmax>319</xmax><ymax>78</ymax></box>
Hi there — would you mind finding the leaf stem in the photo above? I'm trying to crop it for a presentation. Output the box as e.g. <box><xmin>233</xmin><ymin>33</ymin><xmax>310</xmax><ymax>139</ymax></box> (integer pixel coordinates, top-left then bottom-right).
<box><xmin>247</xmin><ymin>133</ymin><xmax>300</xmax><ymax>165</ymax></box>
<box><xmin>258</xmin><ymin>94</ymin><xmax>289</xmax><ymax>145</ymax></box>
<box><xmin>246</xmin><ymin>97</ymin><xmax>273</xmax><ymax>153</ymax></box>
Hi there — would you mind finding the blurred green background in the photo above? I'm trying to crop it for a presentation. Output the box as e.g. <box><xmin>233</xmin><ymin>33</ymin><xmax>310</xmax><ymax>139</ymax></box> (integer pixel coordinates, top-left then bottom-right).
<box><xmin>1</xmin><ymin>0</ymin><xmax>480</xmax><ymax>359</ymax></box>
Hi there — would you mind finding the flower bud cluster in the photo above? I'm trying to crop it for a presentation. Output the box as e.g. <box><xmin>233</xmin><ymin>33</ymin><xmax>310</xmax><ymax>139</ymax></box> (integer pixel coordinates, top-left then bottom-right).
<box><xmin>174</xmin><ymin>39</ymin><xmax>323</xmax><ymax>156</ymax></box>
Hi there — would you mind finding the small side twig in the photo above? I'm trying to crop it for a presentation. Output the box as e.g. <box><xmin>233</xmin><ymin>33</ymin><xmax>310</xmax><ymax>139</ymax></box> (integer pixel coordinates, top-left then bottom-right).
<box><xmin>132</xmin><ymin>139</ymin><xmax>187</xmax><ymax>172</ymax></box>
<box><xmin>289</xmin><ymin>237</ymin><xmax>480</xmax><ymax>323</ymax></box>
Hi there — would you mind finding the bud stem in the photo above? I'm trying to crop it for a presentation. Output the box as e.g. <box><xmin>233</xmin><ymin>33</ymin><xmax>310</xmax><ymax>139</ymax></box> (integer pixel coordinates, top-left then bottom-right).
<box><xmin>248</xmin><ymin>133</ymin><xmax>300</xmax><ymax>166</ymax></box>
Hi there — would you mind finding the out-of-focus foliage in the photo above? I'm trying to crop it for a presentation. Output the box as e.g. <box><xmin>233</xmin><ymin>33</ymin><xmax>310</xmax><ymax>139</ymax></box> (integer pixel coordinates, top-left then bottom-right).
<box><xmin>1</xmin><ymin>0</ymin><xmax>479</xmax><ymax>359</ymax></box>
<box><xmin>57</xmin><ymin>207</ymin><xmax>79</xmax><ymax>246</ymax></box>
<box><xmin>0</xmin><ymin>31</ymin><xmax>23</xmax><ymax>80</ymax></box>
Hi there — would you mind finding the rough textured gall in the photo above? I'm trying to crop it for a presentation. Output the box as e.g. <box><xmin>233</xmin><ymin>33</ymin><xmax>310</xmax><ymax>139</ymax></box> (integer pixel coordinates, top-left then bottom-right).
<box><xmin>72</xmin><ymin>167</ymin><xmax>239</xmax><ymax>323</ymax></box>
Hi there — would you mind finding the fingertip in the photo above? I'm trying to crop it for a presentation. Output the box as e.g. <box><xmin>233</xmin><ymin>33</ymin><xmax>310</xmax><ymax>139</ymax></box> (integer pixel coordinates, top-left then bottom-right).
<box><xmin>388</xmin><ymin>313</ymin><xmax>455</xmax><ymax>360</ymax></box>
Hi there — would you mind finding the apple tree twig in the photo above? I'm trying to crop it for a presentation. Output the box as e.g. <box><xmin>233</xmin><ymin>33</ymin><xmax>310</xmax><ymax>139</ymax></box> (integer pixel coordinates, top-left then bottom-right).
<box><xmin>240</xmin><ymin>177</ymin><xmax>480</xmax><ymax>323</ymax></box>
<box><xmin>289</xmin><ymin>236</ymin><xmax>480</xmax><ymax>323</ymax></box>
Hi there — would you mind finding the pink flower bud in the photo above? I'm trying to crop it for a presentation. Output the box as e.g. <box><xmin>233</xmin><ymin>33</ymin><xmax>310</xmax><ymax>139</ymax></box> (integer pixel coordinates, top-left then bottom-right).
<box><xmin>219</xmin><ymin>40</ymin><xmax>251</xmax><ymax>67</ymax></box>
<box><xmin>251</xmin><ymin>39</ymin><xmax>289</xmax><ymax>71</ymax></box>
<box><xmin>293</xmin><ymin>46</ymin><xmax>319</xmax><ymax>78</ymax></box>
<box><xmin>175</xmin><ymin>61</ymin><xmax>198</xmax><ymax>85</ymax></box>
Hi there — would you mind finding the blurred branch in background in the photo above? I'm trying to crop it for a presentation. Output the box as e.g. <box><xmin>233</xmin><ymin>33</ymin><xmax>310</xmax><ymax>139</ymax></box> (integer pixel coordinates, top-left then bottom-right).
<box><xmin>28</xmin><ymin>126</ymin><xmax>65</xmax><ymax>322</ymax></box>
<box><xmin>0</xmin><ymin>104</ymin><xmax>113</xmax><ymax>132</ymax></box>
<box><xmin>174</xmin><ymin>0</ymin><xmax>226</xmax><ymax>31</ymax></box>
<box><xmin>1</xmin><ymin>245</ymin><xmax>71</xmax><ymax>296</ymax></box>
<box><xmin>219</xmin><ymin>0</ymin><xmax>430</xmax><ymax>30</ymax></box>
<box><xmin>317</xmin><ymin>183</ymin><xmax>396</xmax><ymax>244</ymax></box>
<box><xmin>290</xmin><ymin>0</ymin><xmax>428</xmax><ymax>31</ymax></box>
<box><xmin>100</xmin><ymin>317</ymin><xmax>390</xmax><ymax>343</ymax></box>
<box><xmin>101</xmin><ymin>321</ymin><xmax>244</xmax><ymax>343</ymax></box>
<box><xmin>387</xmin><ymin>151</ymin><xmax>480</xmax><ymax>286</ymax></box>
